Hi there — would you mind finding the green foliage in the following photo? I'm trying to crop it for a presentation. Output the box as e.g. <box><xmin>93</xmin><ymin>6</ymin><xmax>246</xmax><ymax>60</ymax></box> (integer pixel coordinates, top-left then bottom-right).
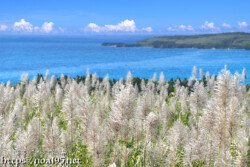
<box><xmin>167</xmin><ymin>101</ymin><xmax>191</xmax><ymax>128</ymax></box>
<box><xmin>137</xmin><ymin>32</ymin><xmax>250</xmax><ymax>50</ymax></box>
<box><xmin>116</xmin><ymin>138</ymin><xmax>145</xmax><ymax>167</ymax></box>
<box><xmin>24</xmin><ymin>109</ymin><xmax>36</xmax><ymax>129</ymax></box>
<box><xmin>191</xmin><ymin>160</ymin><xmax>205</xmax><ymax>167</ymax></box>
<box><xmin>168</xmin><ymin>78</ymin><xmax>175</xmax><ymax>95</ymax></box>
<box><xmin>169</xmin><ymin>147</ymin><xmax>185</xmax><ymax>167</ymax></box>
<box><xmin>66</xmin><ymin>142</ymin><xmax>93</xmax><ymax>167</ymax></box>
<box><xmin>126</xmin><ymin>144</ymin><xmax>144</xmax><ymax>166</ymax></box>
<box><xmin>247</xmin><ymin>84</ymin><xmax>250</xmax><ymax>92</ymax></box>
<box><xmin>104</xmin><ymin>141</ymin><xmax>114</xmax><ymax>166</ymax></box>
<box><xmin>230</xmin><ymin>142</ymin><xmax>240</xmax><ymax>165</ymax></box>
<box><xmin>181</xmin><ymin>111</ymin><xmax>191</xmax><ymax>127</ymax></box>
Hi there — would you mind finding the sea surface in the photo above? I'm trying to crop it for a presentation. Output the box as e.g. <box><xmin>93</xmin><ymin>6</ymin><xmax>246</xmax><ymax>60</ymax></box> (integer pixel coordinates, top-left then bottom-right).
<box><xmin>0</xmin><ymin>35</ymin><xmax>249</xmax><ymax>83</ymax></box>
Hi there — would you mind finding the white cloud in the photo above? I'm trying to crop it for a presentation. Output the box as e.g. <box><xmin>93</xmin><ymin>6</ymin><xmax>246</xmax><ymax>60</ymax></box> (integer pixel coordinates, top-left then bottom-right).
<box><xmin>104</xmin><ymin>19</ymin><xmax>136</xmax><ymax>32</ymax></box>
<box><xmin>0</xmin><ymin>24</ymin><xmax>8</xmax><ymax>31</ymax></box>
<box><xmin>85</xmin><ymin>19</ymin><xmax>151</xmax><ymax>33</ymax></box>
<box><xmin>222</xmin><ymin>23</ymin><xmax>231</xmax><ymax>28</ymax></box>
<box><xmin>168</xmin><ymin>25</ymin><xmax>194</xmax><ymax>31</ymax></box>
<box><xmin>179</xmin><ymin>25</ymin><xmax>186</xmax><ymax>30</ymax></box>
<box><xmin>41</xmin><ymin>22</ymin><xmax>54</xmax><ymax>33</ymax></box>
<box><xmin>142</xmin><ymin>27</ymin><xmax>152</xmax><ymax>32</ymax></box>
<box><xmin>179</xmin><ymin>25</ymin><xmax>194</xmax><ymax>31</ymax></box>
<box><xmin>238</xmin><ymin>21</ymin><xmax>247</xmax><ymax>28</ymax></box>
<box><xmin>186</xmin><ymin>25</ymin><xmax>194</xmax><ymax>31</ymax></box>
<box><xmin>13</xmin><ymin>19</ymin><xmax>33</xmax><ymax>32</ymax></box>
<box><xmin>86</xmin><ymin>23</ymin><xmax>101</xmax><ymax>32</ymax></box>
<box><xmin>168</xmin><ymin>26</ymin><xmax>174</xmax><ymax>31</ymax></box>
<box><xmin>3</xmin><ymin>19</ymin><xmax>60</xmax><ymax>34</ymax></box>
<box><xmin>201</xmin><ymin>21</ymin><xmax>215</xmax><ymax>29</ymax></box>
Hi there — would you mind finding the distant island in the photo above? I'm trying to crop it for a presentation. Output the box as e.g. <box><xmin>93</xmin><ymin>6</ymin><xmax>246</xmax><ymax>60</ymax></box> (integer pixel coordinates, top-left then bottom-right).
<box><xmin>102</xmin><ymin>32</ymin><xmax>250</xmax><ymax>50</ymax></box>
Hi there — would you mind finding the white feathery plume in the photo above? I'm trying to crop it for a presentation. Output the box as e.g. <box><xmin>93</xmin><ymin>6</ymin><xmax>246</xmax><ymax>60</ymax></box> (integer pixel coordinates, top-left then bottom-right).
<box><xmin>145</xmin><ymin>79</ymin><xmax>156</xmax><ymax>108</ymax></box>
<box><xmin>31</xmin><ymin>76</ymin><xmax>37</xmax><ymax>84</ymax></box>
<box><xmin>19</xmin><ymin>73</ymin><xmax>28</xmax><ymax>96</ymax></box>
<box><xmin>140</xmin><ymin>79</ymin><xmax>146</xmax><ymax>92</ymax></box>
<box><xmin>66</xmin><ymin>75</ymin><xmax>72</xmax><ymax>85</ymax></box>
<box><xmin>188</xmin><ymin>77</ymin><xmax>193</xmax><ymax>87</ymax></box>
<box><xmin>201</xmin><ymin>67</ymin><xmax>246</xmax><ymax>165</ymax></box>
<box><xmin>156</xmin><ymin>85</ymin><xmax>168</xmax><ymax>108</ymax></box>
<box><xmin>16</xmin><ymin>117</ymin><xmax>41</xmax><ymax>156</ymax></box>
<box><xmin>109</xmin><ymin>83</ymin><xmax>136</xmax><ymax>139</ymax></box>
<box><xmin>178</xmin><ymin>86</ymin><xmax>189</xmax><ymax>111</ymax></box>
<box><xmin>2</xmin><ymin>112</ymin><xmax>16</xmax><ymax>138</ymax></box>
<box><xmin>102</xmin><ymin>74</ymin><xmax>110</xmax><ymax>91</ymax></box>
<box><xmin>87</xmin><ymin>111</ymin><xmax>104</xmax><ymax>165</ymax></box>
<box><xmin>62</xmin><ymin>82</ymin><xmax>79</xmax><ymax>147</ymax></box>
<box><xmin>60</xmin><ymin>74</ymin><xmax>66</xmax><ymax>89</ymax></box>
<box><xmin>184</xmin><ymin>130</ymin><xmax>206</xmax><ymax>166</ymax></box>
<box><xmin>146</xmin><ymin>112</ymin><xmax>160</xmax><ymax>141</ymax></box>
<box><xmin>85</xmin><ymin>68</ymin><xmax>91</xmax><ymax>91</ymax></box>
<box><xmin>160</xmin><ymin>101</ymin><xmax>168</xmax><ymax>134</ymax></box>
<box><xmin>213</xmin><ymin>69</ymin><xmax>234</xmax><ymax>159</ymax></box>
<box><xmin>23</xmin><ymin>78</ymin><xmax>36</xmax><ymax>103</ymax></box>
<box><xmin>31</xmin><ymin>81</ymin><xmax>48</xmax><ymax>109</ymax></box>
<box><xmin>120</xmin><ymin>145</ymin><xmax>131</xmax><ymax>166</ymax></box>
<box><xmin>0</xmin><ymin>66</ymin><xmax>248</xmax><ymax>166</ymax></box>
<box><xmin>55</xmin><ymin>84</ymin><xmax>63</xmax><ymax>104</ymax></box>
<box><xmin>242</xmin><ymin>68</ymin><xmax>246</xmax><ymax>83</ymax></box>
<box><xmin>235</xmin><ymin>129</ymin><xmax>249</xmax><ymax>167</ymax></box>
<box><xmin>137</xmin><ymin>93</ymin><xmax>151</xmax><ymax>119</ymax></box>
<box><xmin>206</xmin><ymin>71</ymin><xmax>210</xmax><ymax>81</ymax></box>
<box><xmin>109</xmin><ymin>163</ymin><xmax>116</xmax><ymax>167</ymax></box>
<box><xmin>92</xmin><ymin>73</ymin><xmax>97</xmax><ymax>87</ymax></box>
<box><xmin>232</xmin><ymin>72</ymin><xmax>241</xmax><ymax>97</ymax></box>
<box><xmin>207</xmin><ymin>75</ymin><xmax>216</xmax><ymax>92</ymax></box>
<box><xmin>43</xmin><ymin>118</ymin><xmax>61</xmax><ymax>150</ymax></box>
<box><xmin>111</xmin><ymin>81</ymin><xmax>120</xmax><ymax>97</ymax></box>
<box><xmin>0</xmin><ymin>134</ymin><xmax>13</xmax><ymax>157</ymax></box>
<box><xmin>77</xmin><ymin>85</ymin><xmax>92</xmax><ymax>140</ymax></box>
<box><xmin>13</xmin><ymin>98</ymin><xmax>23</xmax><ymax>124</ymax></box>
<box><xmin>134</xmin><ymin>95</ymin><xmax>150</xmax><ymax>140</ymax></box>
<box><xmin>62</xmin><ymin>83</ymin><xmax>77</xmax><ymax>121</ymax></box>
<box><xmin>0</xmin><ymin>115</ymin><xmax>13</xmax><ymax>157</ymax></box>
<box><xmin>61</xmin><ymin>128</ymin><xmax>71</xmax><ymax>150</ymax></box>
<box><xmin>190</xmin><ymin>82</ymin><xmax>208</xmax><ymax>126</ymax></box>
<box><xmin>175</xmin><ymin>78</ymin><xmax>180</xmax><ymax>89</ymax></box>
<box><xmin>0</xmin><ymin>83</ymin><xmax>14</xmax><ymax>115</ymax></box>
<box><xmin>50</xmin><ymin>75</ymin><xmax>56</xmax><ymax>88</ymax></box>
<box><xmin>126</xmin><ymin>71</ymin><xmax>132</xmax><ymax>85</ymax></box>
<box><xmin>159</xmin><ymin>72</ymin><xmax>165</xmax><ymax>85</ymax></box>
<box><xmin>42</xmin><ymin>96</ymin><xmax>55</xmax><ymax>118</ymax></box>
<box><xmin>20</xmin><ymin>72</ymin><xmax>29</xmax><ymax>84</ymax></box>
<box><xmin>45</xmin><ymin>70</ymin><xmax>49</xmax><ymax>81</ymax></box>
<box><xmin>199</xmin><ymin>68</ymin><xmax>203</xmax><ymax>80</ymax></box>
<box><xmin>169</xmin><ymin>98</ymin><xmax>177</xmax><ymax>114</ymax></box>
<box><xmin>152</xmin><ymin>72</ymin><xmax>157</xmax><ymax>82</ymax></box>
<box><xmin>192</xmin><ymin>66</ymin><xmax>197</xmax><ymax>80</ymax></box>
<box><xmin>167</xmin><ymin>120</ymin><xmax>188</xmax><ymax>166</ymax></box>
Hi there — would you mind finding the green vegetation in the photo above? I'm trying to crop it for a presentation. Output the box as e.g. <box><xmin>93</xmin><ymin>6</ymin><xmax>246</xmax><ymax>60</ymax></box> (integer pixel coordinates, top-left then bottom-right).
<box><xmin>103</xmin><ymin>32</ymin><xmax>250</xmax><ymax>50</ymax></box>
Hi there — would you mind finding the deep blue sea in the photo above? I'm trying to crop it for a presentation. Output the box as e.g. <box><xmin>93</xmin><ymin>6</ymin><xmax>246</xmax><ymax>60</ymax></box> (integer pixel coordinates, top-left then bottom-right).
<box><xmin>0</xmin><ymin>35</ymin><xmax>249</xmax><ymax>83</ymax></box>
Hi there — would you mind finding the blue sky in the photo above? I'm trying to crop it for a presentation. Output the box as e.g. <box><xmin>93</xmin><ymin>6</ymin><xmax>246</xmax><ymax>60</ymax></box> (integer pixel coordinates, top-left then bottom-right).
<box><xmin>0</xmin><ymin>0</ymin><xmax>249</xmax><ymax>35</ymax></box>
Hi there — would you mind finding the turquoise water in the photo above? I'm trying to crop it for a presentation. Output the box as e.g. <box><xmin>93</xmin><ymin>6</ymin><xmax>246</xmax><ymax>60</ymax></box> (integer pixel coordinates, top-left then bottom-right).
<box><xmin>0</xmin><ymin>36</ymin><xmax>249</xmax><ymax>83</ymax></box>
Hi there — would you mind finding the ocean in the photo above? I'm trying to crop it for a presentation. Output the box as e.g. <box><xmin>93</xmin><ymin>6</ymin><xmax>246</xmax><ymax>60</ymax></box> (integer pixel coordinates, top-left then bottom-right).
<box><xmin>0</xmin><ymin>35</ymin><xmax>249</xmax><ymax>83</ymax></box>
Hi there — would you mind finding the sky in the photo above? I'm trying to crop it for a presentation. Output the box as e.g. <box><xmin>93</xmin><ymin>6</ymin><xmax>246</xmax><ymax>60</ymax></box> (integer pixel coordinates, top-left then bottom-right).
<box><xmin>0</xmin><ymin>0</ymin><xmax>249</xmax><ymax>35</ymax></box>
